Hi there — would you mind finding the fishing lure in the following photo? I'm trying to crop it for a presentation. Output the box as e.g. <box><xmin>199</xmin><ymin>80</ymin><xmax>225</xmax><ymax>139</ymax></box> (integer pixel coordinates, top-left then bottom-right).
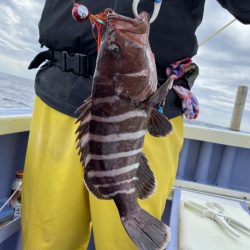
<box><xmin>72</xmin><ymin>0</ymin><xmax>112</xmax><ymax>49</ymax></box>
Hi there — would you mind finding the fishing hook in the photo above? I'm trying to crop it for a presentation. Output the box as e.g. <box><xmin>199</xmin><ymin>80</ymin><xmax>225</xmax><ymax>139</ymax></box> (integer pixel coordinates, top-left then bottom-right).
<box><xmin>132</xmin><ymin>0</ymin><xmax>162</xmax><ymax>23</ymax></box>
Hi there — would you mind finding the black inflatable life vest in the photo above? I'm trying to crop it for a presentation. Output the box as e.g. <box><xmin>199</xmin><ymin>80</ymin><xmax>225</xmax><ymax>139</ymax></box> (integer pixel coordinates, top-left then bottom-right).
<box><xmin>34</xmin><ymin>0</ymin><xmax>205</xmax><ymax>118</ymax></box>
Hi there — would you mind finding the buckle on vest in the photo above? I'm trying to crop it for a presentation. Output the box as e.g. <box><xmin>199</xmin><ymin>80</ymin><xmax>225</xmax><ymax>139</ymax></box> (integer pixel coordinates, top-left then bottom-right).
<box><xmin>62</xmin><ymin>51</ymin><xmax>89</xmax><ymax>76</ymax></box>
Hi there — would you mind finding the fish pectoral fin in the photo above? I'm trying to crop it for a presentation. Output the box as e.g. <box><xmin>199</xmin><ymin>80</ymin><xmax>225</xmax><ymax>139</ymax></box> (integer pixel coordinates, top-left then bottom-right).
<box><xmin>148</xmin><ymin>108</ymin><xmax>173</xmax><ymax>137</ymax></box>
<box><xmin>146</xmin><ymin>77</ymin><xmax>173</xmax><ymax>108</ymax></box>
<box><xmin>136</xmin><ymin>153</ymin><xmax>156</xmax><ymax>199</ymax></box>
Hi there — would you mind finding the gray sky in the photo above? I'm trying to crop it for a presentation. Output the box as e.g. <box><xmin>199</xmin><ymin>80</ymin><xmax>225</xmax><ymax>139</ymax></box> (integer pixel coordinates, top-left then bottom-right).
<box><xmin>0</xmin><ymin>0</ymin><xmax>42</xmax><ymax>78</ymax></box>
<box><xmin>0</xmin><ymin>0</ymin><xmax>249</xmax><ymax>130</ymax></box>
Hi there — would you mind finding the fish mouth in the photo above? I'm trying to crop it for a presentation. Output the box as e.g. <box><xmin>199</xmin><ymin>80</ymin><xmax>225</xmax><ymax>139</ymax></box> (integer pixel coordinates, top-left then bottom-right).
<box><xmin>107</xmin><ymin>11</ymin><xmax>149</xmax><ymax>34</ymax></box>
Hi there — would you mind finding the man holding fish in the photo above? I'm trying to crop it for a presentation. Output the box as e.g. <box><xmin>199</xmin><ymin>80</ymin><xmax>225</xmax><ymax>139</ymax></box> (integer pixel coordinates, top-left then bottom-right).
<box><xmin>22</xmin><ymin>0</ymin><xmax>250</xmax><ymax>249</ymax></box>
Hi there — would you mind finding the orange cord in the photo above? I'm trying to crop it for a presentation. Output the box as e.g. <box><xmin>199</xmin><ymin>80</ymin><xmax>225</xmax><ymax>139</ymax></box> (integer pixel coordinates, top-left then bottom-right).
<box><xmin>72</xmin><ymin>1</ymin><xmax>112</xmax><ymax>50</ymax></box>
<box><xmin>89</xmin><ymin>12</ymin><xmax>108</xmax><ymax>50</ymax></box>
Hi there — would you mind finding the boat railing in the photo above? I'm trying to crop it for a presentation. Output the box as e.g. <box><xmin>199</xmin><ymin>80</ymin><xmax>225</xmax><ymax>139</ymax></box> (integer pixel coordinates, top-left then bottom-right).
<box><xmin>0</xmin><ymin>109</ymin><xmax>250</xmax><ymax>249</ymax></box>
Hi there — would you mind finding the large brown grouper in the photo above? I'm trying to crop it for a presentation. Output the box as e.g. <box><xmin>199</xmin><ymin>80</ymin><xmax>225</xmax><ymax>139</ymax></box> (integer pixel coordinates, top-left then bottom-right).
<box><xmin>76</xmin><ymin>11</ymin><xmax>173</xmax><ymax>250</ymax></box>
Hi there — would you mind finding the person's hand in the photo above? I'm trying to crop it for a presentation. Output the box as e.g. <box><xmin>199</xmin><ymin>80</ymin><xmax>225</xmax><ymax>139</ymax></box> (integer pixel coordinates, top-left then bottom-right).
<box><xmin>173</xmin><ymin>85</ymin><xmax>199</xmax><ymax>120</ymax></box>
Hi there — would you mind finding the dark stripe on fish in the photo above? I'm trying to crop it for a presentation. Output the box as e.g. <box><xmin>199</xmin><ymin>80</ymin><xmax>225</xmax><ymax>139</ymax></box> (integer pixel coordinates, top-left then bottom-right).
<box><xmin>89</xmin><ymin>169</ymin><xmax>138</xmax><ymax>185</ymax></box>
<box><xmin>97</xmin><ymin>181</ymin><xmax>135</xmax><ymax>195</ymax></box>
<box><xmin>82</xmin><ymin>138</ymin><xmax>144</xmax><ymax>156</ymax></box>
<box><xmin>88</xmin><ymin>118</ymin><xmax>147</xmax><ymax>135</ymax></box>
<box><xmin>92</xmin><ymin>84</ymin><xmax>115</xmax><ymax>98</ymax></box>
<box><xmin>85</xmin><ymin>154</ymin><xmax>140</xmax><ymax>171</ymax></box>
<box><xmin>91</xmin><ymin>101</ymin><xmax>137</xmax><ymax>117</ymax></box>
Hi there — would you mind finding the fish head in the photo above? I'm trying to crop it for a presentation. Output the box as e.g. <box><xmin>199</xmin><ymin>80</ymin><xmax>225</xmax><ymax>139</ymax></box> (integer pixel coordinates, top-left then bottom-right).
<box><xmin>96</xmin><ymin>12</ymin><xmax>158</xmax><ymax>102</ymax></box>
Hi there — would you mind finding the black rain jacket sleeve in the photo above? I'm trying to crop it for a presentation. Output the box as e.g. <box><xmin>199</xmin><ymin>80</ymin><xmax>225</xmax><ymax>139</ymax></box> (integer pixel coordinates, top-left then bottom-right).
<box><xmin>217</xmin><ymin>0</ymin><xmax>250</xmax><ymax>24</ymax></box>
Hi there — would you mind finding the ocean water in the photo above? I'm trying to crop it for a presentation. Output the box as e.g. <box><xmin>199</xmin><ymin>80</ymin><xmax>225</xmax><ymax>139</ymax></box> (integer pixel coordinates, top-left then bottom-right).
<box><xmin>0</xmin><ymin>72</ymin><xmax>35</xmax><ymax>109</ymax></box>
<box><xmin>0</xmin><ymin>71</ymin><xmax>249</xmax><ymax>132</ymax></box>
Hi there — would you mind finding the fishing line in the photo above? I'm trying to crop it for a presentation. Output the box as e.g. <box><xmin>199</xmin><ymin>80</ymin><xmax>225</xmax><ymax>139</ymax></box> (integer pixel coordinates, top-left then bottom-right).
<box><xmin>0</xmin><ymin>182</ymin><xmax>22</xmax><ymax>212</ymax></box>
<box><xmin>198</xmin><ymin>18</ymin><xmax>236</xmax><ymax>47</ymax></box>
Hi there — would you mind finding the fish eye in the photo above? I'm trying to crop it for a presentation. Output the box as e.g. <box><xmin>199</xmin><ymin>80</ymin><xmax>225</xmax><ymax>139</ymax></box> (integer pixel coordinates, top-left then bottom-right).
<box><xmin>109</xmin><ymin>43</ymin><xmax>121</xmax><ymax>57</ymax></box>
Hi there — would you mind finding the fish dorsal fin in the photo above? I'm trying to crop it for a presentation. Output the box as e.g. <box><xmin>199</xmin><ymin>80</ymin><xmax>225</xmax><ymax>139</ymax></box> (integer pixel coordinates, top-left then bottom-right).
<box><xmin>148</xmin><ymin>108</ymin><xmax>173</xmax><ymax>137</ymax></box>
<box><xmin>75</xmin><ymin>97</ymin><xmax>92</xmax><ymax>162</ymax></box>
<box><xmin>75</xmin><ymin>97</ymin><xmax>92</xmax><ymax>137</ymax></box>
<box><xmin>75</xmin><ymin>96</ymin><xmax>92</xmax><ymax>116</ymax></box>
<box><xmin>136</xmin><ymin>153</ymin><xmax>156</xmax><ymax>199</ymax></box>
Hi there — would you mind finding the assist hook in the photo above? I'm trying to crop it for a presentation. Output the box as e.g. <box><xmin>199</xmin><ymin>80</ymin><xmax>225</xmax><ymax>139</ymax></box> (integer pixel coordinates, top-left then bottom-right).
<box><xmin>132</xmin><ymin>0</ymin><xmax>162</xmax><ymax>23</ymax></box>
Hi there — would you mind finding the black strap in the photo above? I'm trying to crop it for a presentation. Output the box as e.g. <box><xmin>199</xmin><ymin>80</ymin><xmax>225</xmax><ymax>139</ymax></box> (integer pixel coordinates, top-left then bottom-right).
<box><xmin>29</xmin><ymin>49</ymin><xmax>97</xmax><ymax>77</ymax></box>
<box><xmin>28</xmin><ymin>50</ymin><xmax>53</xmax><ymax>70</ymax></box>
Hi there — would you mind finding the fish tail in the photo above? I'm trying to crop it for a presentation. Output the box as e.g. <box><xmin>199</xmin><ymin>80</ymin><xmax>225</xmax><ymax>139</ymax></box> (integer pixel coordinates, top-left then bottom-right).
<box><xmin>121</xmin><ymin>206</ymin><xmax>171</xmax><ymax>250</ymax></box>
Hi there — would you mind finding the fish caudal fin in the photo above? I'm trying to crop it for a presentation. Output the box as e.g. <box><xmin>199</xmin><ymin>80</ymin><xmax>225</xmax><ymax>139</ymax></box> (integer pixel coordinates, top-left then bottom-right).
<box><xmin>136</xmin><ymin>154</ymin><xmax>156</xmax><ymax>199</ymax></box>
<box><xmin>148</xmin><ymin>108</ymin><xmax>173</xmax><ymax>137</ymax></box>
<box><xmin>121</xmin><ymin>207</ymin><xmax>171</xmax><ymax>250</ymax></box>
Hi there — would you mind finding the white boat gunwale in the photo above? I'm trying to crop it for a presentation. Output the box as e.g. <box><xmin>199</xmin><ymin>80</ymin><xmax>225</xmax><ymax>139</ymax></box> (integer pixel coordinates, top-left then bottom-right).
<box><xmin>1</xmin><ymin>111</ymin><xmax>250</xmax><ymax>149</ymax></box>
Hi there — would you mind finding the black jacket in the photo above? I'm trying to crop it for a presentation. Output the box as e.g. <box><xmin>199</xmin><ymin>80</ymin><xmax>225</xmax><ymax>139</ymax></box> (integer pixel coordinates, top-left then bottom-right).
<box><xmin>34</xmin><ymin>0</ymin><xmax>250</xmax><ymax>118</ymax></box>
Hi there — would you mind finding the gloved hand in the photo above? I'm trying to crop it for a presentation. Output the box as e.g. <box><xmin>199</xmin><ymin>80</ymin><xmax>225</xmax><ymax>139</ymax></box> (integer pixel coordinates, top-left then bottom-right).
<box><xmin>173</xmin><ymin>85</ymin><xmax>199</xmax><ymax>120</ymax></box>
<box><xmin>166</xmin><ymin>58</ymin><xmax>200</xmax><ymax>120</ymax></box>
